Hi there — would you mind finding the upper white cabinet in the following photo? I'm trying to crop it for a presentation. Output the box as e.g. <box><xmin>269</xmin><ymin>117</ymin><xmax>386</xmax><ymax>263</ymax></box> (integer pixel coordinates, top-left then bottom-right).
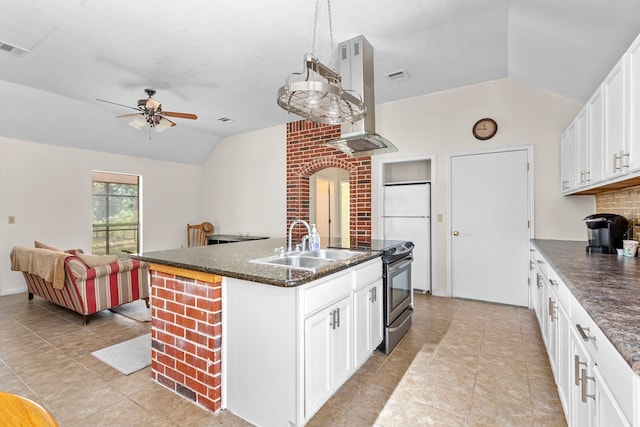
<box><xmin>561</xmin><ymin>123</ymin><xmax>577</xmax><ymax>193</ymax></box>
<box><xmin>603</xmin><ymin>55</ymin><xmax>629</xmax><ymax>180</ymax></box>
<box><xmin>587</xmin><ymin>86</ymin><xmax>605</xmax><ymax>184</ymax></box>
<box><xmin>627</xmin><ymin>35</ymin><xmax>640</xmax><ymax>172</ymax></box>
<box><xmin>561</xmin><ymin>31</ymin><xmax>640</xmax><ymax>194</ymax></box>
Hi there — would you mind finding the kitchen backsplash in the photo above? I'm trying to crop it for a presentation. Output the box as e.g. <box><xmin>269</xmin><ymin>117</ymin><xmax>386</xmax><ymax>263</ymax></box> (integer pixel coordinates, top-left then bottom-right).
<box><xmin>596</xmin><ymin>185</ymin><xmax>640</xmax><ymax>240</ymax></box>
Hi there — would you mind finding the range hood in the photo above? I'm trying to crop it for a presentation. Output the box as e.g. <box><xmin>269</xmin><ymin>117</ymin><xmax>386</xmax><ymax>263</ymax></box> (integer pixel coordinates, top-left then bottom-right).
<box><xmin>325</xmin><ymin>35</ymin><xmax>398</xmax><ymax>157</ymax></box>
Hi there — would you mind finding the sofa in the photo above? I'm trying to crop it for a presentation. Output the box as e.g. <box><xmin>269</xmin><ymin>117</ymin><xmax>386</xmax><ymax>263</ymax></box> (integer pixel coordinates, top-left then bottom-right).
<box><xmin>10</xmin><ymin>246</ymin><xmax>150</xmax><ymax>324</ymax></box>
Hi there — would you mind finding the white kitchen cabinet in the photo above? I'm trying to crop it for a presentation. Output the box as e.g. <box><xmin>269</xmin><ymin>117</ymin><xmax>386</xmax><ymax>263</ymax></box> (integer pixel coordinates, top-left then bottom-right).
<box><xmin>353</xmin><ymin>279</ymin><xmax>383</xmax><ymax>368</ymax></box>
<box><xmin>587</xmin><ymin>86</ymin><xmax>605</xmax><ymax>184</ymax></box>
<box><xmin>627</xmin><ymin>34</ymin><xmax>640</xmax><ymax>172</ymax></box>
<box><xmin>555</xmin><ymin>290</ymin><xmax>572</xmax><ymax>418</ymax></box>
<box><xmin>570</xmin><ymin>326</ymin><xmax>595</xmax><ymax>427</ymax></box>
<box><xmin>575</xmin><ymin>106</ymin><xmax>590</xmax><ymax>187</ymax></box>
<box><xmin>561</xmin><ymin>123</ymin><xmax>576</xmax><ymax>193</ymax></box>
<box><xmin>531</xmin><ymin>247</ymin><xmax>637</xmax><ymax>427</ymax></box>
<box><xmin>593</xmin><ymin>366</ymin><xmax>632</xmax><ymax>427</ymax></box>
<box><xmin>223</xmin><ymin>257</ymin><xmax>383</xmax><ymax>427</ymax></box>
<box><xmin>304</xmin><ymin>295</ymin><xmax>353</xmax><ymax>417</ymax></box>
<box><xmin>603</xmin><ymin>55</ymin><xmax>629</xmax><ymax>180</ymax></box>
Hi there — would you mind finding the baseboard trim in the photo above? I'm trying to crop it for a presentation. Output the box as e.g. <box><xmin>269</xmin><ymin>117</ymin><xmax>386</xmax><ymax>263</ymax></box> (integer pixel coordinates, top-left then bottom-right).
<box><xmin>0</xmin><ymin>286</ymin><xmax>27</xmax><ymax>296</ymax></box>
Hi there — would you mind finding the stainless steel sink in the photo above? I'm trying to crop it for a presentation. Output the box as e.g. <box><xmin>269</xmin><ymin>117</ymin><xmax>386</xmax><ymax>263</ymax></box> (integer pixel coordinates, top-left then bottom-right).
<box><xmin>250</xmin><ymin>254</ymin><xmax>336</xmax><ymax>271</ymax></box>
<box><xmin>299</xmin><ymin>249</ymin><xmax>363</xmax><ymax>260</ymax></box>
<box><xmin>250</xmin><ymin>248</ymin><xmax>364</xmax><ymax>271</ymax></box>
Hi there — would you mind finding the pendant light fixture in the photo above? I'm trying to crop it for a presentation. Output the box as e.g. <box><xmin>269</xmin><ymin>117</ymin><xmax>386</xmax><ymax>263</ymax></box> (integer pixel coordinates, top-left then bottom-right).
<box><xmin>276</xmin><ymin>0</ymin><xmax>366</xmax><ymax>124</ymax></box>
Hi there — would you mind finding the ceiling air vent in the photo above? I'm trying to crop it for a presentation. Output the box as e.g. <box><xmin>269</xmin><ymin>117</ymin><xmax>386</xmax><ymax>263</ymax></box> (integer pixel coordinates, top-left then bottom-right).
<box><xmin>385</xmin><ymin>69</ymin><xmax>409</xmax><ymax>82</ymax></box>
<box><xmin>217</xmin><ymin>117</ymin><xmax>234</xmax><ymax>123</ymax></box>
<box><xmin>0</xmin><ymin>41</ymin><xmax>28</xmax><ymax>57</ymax></box>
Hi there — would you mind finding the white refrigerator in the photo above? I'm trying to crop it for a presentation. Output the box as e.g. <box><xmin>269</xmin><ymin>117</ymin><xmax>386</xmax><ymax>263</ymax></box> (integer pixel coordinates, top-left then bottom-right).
<box><xmin>382</xmin><ymin>182</ymin><xmax>431</xmax><ymax>293</ymax></box>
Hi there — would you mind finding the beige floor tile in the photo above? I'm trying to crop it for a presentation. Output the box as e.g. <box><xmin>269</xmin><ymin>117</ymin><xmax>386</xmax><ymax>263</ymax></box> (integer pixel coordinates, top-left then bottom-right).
<box><xmin>375</xmin><ymin>394</ymin><xmax>467</xmax><ymax>427</ymax></box>
<box><xmin>0</xmin><ymin>292</ymin><xmax>567</xmax><ymax>427</ymax></box>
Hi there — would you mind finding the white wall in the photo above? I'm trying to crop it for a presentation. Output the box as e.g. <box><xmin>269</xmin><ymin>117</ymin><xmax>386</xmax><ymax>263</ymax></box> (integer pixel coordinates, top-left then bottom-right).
<box><xmin>201</xmin><ymin>125</ymin><xmax>286</xmax><ymax>238</ymax></box>
<box><xmin>0</xmin><ymin>137</ymin><xmax>202</xmax><ymax>295</ymax></box>
<box><xmin>372</xmin><ymin>78</ymin><xmax>594</xmax><ymax>295</ymax></box>
<box><xmin>201</xmin><ymin>78</ymin><xmax>595</xmax><ymax>296</ymax></box>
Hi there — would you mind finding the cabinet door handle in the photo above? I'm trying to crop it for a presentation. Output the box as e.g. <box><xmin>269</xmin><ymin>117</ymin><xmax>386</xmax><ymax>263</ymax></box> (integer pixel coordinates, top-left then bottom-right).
<box><xmin>335</xmin><ymin>307</ymin><xmax>340</xmax><ymax>328</ymax></box>
<box><xmin>614</xmin><ymin>152</ymin><xmax>622</xmax><ymax>172</ymax></box>
<box><xmin>585</xmin><ymin>170</ymin><xmax>590</xmax><ymax>183</ymax></box>
<box><xmin>575</xmin><ymin>354</ymin><xmax>587</xmax><ymax>386</ymax></box>
<box><xmin>576</xmin><ymin>324</ymin><xmax>596</xmax><ymax>342</ymax></box>
<box><xmin>548</xmin><ymin>298</ymin><xmax>557</xmax><ymax>321</ymax></box>
<box><xmin>581</xmin><ymin>368</ymin><xmax>596</xmax><ymax>403</ymax></box>
<box><xmin>622</xmin><ymin>152</ymin><xmax>630</xmax><ymax>170</ymax></box>
<box><xmin>330</xmin><ymin>309</ymin><xmax>336</xmax><ymax>330</ymax></box>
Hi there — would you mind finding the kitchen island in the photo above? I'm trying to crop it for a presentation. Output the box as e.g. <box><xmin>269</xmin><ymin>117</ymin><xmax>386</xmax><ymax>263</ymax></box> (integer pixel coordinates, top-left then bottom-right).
<box><xmin>530</xmin><ymin>239</ymin><xmax>640</xmax><ymax>426</ymax></box>
<box><xmin>132</xmin><ymin>238</ymin><xmax>384</xmax><ymax>426</ymax></box>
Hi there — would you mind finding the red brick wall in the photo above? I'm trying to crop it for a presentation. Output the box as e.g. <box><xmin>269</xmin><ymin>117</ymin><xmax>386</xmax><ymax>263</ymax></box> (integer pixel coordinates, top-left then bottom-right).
<box><xmin>286</xmin><ymin>119</ymin><xmax>372</xmax><ymax>245</ymax></box>
<box><xmin>150</xmin><ymin>268</ymin><xmax>222</xmax><ymax>413</ymax></box>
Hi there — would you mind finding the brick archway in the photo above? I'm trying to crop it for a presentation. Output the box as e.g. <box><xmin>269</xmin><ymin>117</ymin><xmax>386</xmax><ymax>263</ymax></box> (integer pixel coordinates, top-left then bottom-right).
<box><xmin>286</xmin><ymin>120</ymin><xmax>371</xmax><ymax>246</ymax></box>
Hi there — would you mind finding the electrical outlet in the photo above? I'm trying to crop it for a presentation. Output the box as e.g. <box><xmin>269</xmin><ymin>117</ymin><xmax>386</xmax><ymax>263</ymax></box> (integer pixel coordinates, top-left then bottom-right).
<box><xmin>437</xmin><ymin>214</ymin><xmax>443</xmax><ymax>223</ymax></box>
<box><xmin>8</xmin><ymin>216</ymin><xmax>15</xmax><ymax>224</ymax></box>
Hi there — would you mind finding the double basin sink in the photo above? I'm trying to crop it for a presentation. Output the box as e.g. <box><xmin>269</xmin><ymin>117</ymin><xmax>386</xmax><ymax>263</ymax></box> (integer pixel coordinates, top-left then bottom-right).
<box><xmin>251</xmin><ymin>249</ymin><xmax>363</xmax><ymax>272</ymax></box>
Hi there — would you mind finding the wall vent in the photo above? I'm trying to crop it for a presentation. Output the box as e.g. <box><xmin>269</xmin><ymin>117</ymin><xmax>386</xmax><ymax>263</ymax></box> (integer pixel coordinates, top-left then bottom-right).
<box><xmin>0</xmin><ymin>41</ymin><xmax>28</xmax><ymax>57</ymax></box>
<box><xmin>385</xmin><ymin>69</ymin><xmax>409</xmax><ymax>82</ymax></box>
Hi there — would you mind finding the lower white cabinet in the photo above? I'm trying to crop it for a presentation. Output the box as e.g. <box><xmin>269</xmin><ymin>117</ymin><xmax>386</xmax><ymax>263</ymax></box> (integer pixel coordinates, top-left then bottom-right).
<box><xmin>570</xmin><ymin>326</ymin><xmax>595</xmax><ymax>427</ymax></box>
<box><xmin>223</xmin><ymin>257</ymin><xmax>383</xmax><ymax>427</ymax></box>
<box><xmin>593</xmin><ymin>366</ymin><xmax>632</xmax><ymax>427</ymax></box>
<box><xmin>531</xmin><ymin>248</ymin><xmax>637</xmax><ymax>427</ymax></box>
<box><xmin>353</xmin><ymin>279</ymin><xmax>383</xmax><ymax>368</ymax></box>
<box><xmin>304</xmin><ymin>295</ymin><xmax>353</xmax><ymax>417</ymax></box>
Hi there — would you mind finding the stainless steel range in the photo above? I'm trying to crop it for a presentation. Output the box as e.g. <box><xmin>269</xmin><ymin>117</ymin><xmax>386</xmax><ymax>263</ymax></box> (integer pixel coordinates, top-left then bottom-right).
<box><xmin>379</xmin><ymin>241</ymin><xmax>414</xmax><ymax>354</ymax></box>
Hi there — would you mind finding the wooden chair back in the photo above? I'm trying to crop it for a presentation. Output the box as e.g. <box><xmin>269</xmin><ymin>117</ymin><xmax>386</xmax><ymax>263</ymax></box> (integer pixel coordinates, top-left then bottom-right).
<box><xmin>187</xmin><ymin>222</ymin><xmax>214</xmax><ymax>247</ymax></box>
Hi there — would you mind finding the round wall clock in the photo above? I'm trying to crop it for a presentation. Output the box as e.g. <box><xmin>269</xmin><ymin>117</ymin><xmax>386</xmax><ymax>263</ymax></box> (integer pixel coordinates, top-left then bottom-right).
<box><xmin>472</xmin><ymin>118</ymin><xmax>498</xmax><ymax>140</ymax></box>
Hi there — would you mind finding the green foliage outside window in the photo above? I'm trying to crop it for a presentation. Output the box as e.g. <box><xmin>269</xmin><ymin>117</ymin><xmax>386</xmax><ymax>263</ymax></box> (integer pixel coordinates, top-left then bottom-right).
<box><xmin>92</xmin><ymin>180</ymin><xmax>139</xmax><ymax>255</ymax></box>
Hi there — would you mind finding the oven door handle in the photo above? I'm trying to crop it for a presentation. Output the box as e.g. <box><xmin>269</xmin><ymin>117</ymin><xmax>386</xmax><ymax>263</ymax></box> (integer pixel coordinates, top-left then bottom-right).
<box><xmin>388</xmin><ymin>257</ymin><xmax>413</xmax><ymax>274</ymax></box>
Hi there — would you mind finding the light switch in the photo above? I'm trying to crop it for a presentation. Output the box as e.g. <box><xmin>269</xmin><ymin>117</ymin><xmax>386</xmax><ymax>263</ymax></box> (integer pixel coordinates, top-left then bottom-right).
<box><xmin>8</xmin><ymin>216</ymin><xmax>15</xmax><ymax>224</ymax></box>
<box><xmin>437</xmin><ymin>214</ymin><xmax>443</xmax><ymax>223</ymax></box>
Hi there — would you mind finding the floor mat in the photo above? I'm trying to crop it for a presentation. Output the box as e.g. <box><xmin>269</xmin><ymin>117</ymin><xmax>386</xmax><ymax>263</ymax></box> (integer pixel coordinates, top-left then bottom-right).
<box><xmin>91</xmin><ymin>333</ymin><xmax>151</xmax><ymax>375</ymax></box>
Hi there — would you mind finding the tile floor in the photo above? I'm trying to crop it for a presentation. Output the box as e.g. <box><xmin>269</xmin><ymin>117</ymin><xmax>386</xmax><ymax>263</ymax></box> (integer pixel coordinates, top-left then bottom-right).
<box><xmin>0</xmin><ymin>292</ymin><xmax>566</xmax><ymax>426</ymax></box>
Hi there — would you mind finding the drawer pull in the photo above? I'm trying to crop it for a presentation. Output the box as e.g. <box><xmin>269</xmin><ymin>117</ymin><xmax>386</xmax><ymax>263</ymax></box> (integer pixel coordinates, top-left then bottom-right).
<box><xmin>576</xmin><ymin>324</ymin><xmax>596</xmax><ymax>342</ymax></box>
<box><xmin>549</xmin><ymin>279</ymin><xmax>558</xmax><ymax>287</ymax></box>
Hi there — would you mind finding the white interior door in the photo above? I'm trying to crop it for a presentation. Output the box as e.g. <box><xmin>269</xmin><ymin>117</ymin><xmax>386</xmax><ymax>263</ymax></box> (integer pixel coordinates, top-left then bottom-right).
<box><xmin>450</xmin><ymin>149</ymin><xmax>531</xmax><ymax>306</ymax></box>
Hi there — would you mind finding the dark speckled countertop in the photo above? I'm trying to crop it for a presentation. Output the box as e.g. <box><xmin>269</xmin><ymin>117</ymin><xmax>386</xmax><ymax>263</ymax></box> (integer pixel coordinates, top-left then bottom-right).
<box><xmin>531</xmin><ymin>239</ymin><xmax>640</xmax><ymax>375</ymax></box>
<box><xmin>131</xmin><ymin>237</ymin><xmax>384</xmax><ymax>287</ymax></box>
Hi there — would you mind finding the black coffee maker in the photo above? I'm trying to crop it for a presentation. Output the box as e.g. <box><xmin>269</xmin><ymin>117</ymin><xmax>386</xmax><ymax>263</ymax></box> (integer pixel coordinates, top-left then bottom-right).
<box><xmin>583</xmin><ymin>213</ymin><xmax>629</xmax><ymax>254</ymax></box>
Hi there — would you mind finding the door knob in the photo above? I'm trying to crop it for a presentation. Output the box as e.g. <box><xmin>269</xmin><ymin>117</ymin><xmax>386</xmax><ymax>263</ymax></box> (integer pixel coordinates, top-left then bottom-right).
<box><xmin>453</xmin><ymin>231</ymin><xmax>459</xmax><ymax>236</ymax></box>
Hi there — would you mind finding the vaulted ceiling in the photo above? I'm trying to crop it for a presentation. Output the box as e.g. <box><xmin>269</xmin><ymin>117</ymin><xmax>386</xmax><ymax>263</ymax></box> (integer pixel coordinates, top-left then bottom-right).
<box><xmin>2</xmin><ymin>0</ymin><xmax>640</xmax><ymax>164</ymax></box>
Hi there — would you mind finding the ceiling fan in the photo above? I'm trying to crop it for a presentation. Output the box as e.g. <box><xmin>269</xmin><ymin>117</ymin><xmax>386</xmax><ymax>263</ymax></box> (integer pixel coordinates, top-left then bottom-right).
<box><xmin>97</xmin><ymin>89</ymin><xmax>198</xmax><ymax>132</ymax></box>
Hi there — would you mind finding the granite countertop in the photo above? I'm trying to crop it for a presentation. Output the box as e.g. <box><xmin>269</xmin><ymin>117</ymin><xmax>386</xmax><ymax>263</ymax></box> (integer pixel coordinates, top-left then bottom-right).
<box><xmin>531</xmin><ymin>239</ymin><xmax>640</xmax><ymax>375</ymax></box>
<box><xmin>131</xmin><ymin>237</ymin><xmax>384</xmax><ymax>287</ymax></box>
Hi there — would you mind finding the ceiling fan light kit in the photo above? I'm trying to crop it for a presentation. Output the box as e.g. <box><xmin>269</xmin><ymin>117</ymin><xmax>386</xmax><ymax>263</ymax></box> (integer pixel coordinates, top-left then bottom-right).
<box><xmin>276</xmin><ymin>0</ymin><xmax>366</xmax><ymax>125</ymax></box>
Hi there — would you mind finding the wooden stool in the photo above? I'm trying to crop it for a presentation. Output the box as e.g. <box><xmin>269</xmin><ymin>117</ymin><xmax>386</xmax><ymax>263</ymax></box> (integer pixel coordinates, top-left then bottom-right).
<box><xmin>0</xmin><ymin>392</ymin><xmax>58</xmax><ymax>426</ymax></box>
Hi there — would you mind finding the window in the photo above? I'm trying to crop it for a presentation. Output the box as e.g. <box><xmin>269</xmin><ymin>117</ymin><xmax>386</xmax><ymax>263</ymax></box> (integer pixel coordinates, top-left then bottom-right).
<box><xmin>92</xmin><ymin>171</ymin><xmax>140</xmax><ymax>255</ymax></box>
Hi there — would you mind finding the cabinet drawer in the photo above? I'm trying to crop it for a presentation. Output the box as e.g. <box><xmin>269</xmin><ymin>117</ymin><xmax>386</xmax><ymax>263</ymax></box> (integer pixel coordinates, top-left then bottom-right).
<box><xmin>303</xmin><ymin>271</ymin><xmax>352</xmax><ymax>316</ymax></box>
<box><xmin>531</xmin><ymin>251</ymin><xmax>549</xmax><ymax>279</ymax></box>
<box><xmin>571</xmin><ymin>295</ymin><xmax>601</xmax><ymax>360</ymax></box>
<box><xmin>353</xmin><ymin>258</ymin><xmax>382</xmax><ymax>290</ymax></box>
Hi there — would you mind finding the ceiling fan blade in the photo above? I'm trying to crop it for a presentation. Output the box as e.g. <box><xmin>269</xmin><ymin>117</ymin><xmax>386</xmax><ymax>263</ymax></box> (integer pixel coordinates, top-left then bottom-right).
<box><xmin>96</xmin><ymin>98</ymin><xmax>140</xmax><ymax>111</ymax></box>
<box><xmin>162</xmin><ymin>111</ymin><xmax>198</xmax><ymax>120</ymax></box>
<box><xmin>115</xmin><ymin>113</ymin><xmax>141</xmax><ymax>118</ymax></box>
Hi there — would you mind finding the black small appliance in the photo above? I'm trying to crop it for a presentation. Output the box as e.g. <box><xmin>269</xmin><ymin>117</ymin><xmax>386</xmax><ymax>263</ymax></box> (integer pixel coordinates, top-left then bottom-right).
<box><xmin>583</xmin><ymin>213</ymin><xmax>629</xmax><ymax>254</ymax></box>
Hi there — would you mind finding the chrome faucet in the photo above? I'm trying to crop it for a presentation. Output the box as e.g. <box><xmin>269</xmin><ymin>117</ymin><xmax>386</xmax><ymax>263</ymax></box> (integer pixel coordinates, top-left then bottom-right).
<box><xmin>288</xmin><ymin>219</ymin><xmax>312</xmax><ymax>252</ymax></box>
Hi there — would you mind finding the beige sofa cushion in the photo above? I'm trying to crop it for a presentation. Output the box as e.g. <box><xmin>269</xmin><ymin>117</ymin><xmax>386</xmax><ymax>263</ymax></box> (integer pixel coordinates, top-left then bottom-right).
<box><xmin>76</xmin><ymin>253</ymin><xmax>119</xmax><ymax>268</ymax></box>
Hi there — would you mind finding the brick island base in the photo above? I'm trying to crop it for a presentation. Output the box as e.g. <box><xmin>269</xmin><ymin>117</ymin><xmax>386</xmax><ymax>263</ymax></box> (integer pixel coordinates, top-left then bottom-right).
<box><xmin>148</xmin><ymin>264</ymin><xmax>222</xmax><ymax>412</ymax></box>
